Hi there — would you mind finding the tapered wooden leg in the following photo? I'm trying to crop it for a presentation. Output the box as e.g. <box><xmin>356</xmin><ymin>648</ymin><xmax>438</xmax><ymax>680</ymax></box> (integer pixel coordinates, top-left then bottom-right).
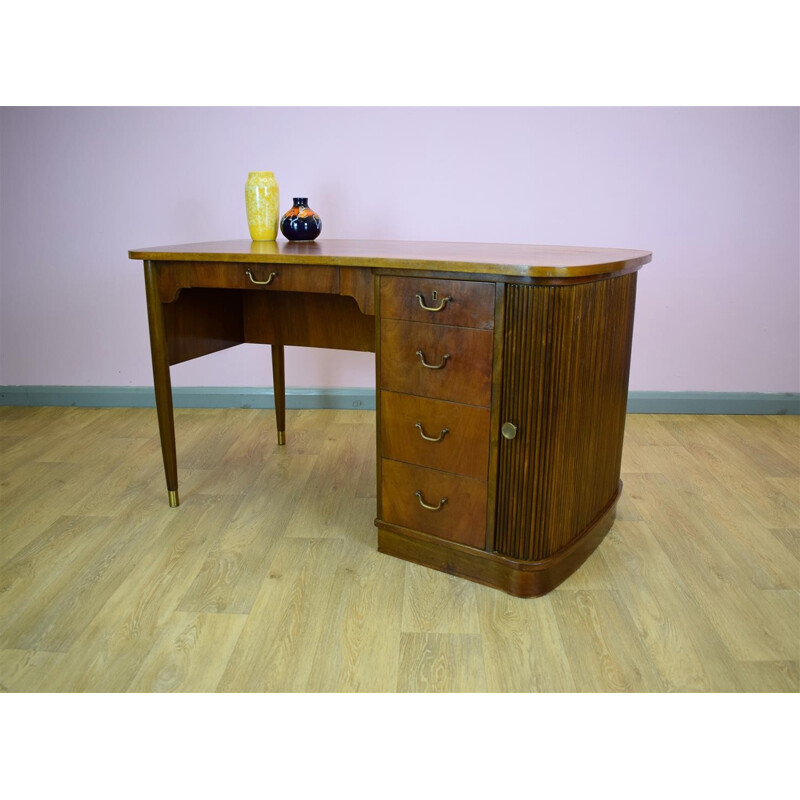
<box><xmin>144</xmin><ymin>261</ymin><xmax>179</xmax><ymax>506</ymax></box>
<box><xmin>271</xmin><ymin>344</ymin><xmax>286</xmax><ymax>445</ymax></box>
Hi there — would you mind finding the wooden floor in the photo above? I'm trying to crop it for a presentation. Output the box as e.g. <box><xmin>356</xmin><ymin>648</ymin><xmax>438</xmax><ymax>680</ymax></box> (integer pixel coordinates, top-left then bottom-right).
<box><xmin>0</xmin><ymin>405</ymin><xmax>797</xmax><ymax>692</ymax></box>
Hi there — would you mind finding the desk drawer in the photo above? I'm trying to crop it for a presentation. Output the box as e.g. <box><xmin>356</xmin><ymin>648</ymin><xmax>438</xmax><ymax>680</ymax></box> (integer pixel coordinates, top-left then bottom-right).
<box><xmin>380</xmin><ymin>276</ymin><xmax>494</xmax><ymax>329</ymax></box>
<box><xmin>380</xmin><ymin>319</ymin><xmax>493</xmax><ymax>407</ymax></box>
<box><xmin>157</xmin><ymin>261</ymin><xmax>339</xmax><ymax>301</ymax></box>
<box><xmin>380</xmin><ymin>391</ymin><xmax>490</xmax><ymax>480</ymax></box>
<box><xmin>381</xmin><ymin>459</ymin><xmax>487</xmax><ymax>549</ymax></box>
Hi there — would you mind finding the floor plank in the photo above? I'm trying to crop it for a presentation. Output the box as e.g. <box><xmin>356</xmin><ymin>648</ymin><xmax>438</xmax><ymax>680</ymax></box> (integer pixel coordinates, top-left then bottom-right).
<box><xmin>306</xmin><ymin>539</ymin><xmax>405</xmax><ymax>692</ymax></box>
<box><xmin>551</xmin><ymin>589</ymin><xmax>666</xmax><ymax>692</ymax></box>
<box><xmin>397</xmin><ymin>633</ymin><xmax>487</xmax><ymax>692</ymax></box>
<box><xmin>215</xmin><ymin>538</ymin><xmax>343</xmax><ymax>692</ymax></box>
<box><xmin>477</xmin><ymin>587</ymin><xmax>576</xmax><ymax>692</ymax></box>
<box><xmin>127</xmin><ymin>611</ymin><xmax>248</xmax><ymax>693</ymax></box>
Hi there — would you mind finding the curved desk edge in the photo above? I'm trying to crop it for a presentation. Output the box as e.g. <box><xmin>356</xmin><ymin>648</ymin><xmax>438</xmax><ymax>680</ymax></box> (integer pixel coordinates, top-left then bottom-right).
<box><xmin>129</xmin><ymin>238</ymin><xmax>652</xmax><ymax>280</ymax></box>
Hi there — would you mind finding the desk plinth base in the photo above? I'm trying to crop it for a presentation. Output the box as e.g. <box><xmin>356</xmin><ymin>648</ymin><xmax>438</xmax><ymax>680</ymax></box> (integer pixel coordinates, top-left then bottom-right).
<box><xmin>376</xmin><ymin>489</ymin><xmax>619</xmax><ymax>598</ymax></box>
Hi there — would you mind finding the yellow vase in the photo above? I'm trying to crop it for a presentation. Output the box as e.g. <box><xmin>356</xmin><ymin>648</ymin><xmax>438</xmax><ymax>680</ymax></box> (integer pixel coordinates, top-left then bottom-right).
<box><xmin>245</xmin><ymin>172</ymin><xmax>280</xmax><ymax>241</ymax></box>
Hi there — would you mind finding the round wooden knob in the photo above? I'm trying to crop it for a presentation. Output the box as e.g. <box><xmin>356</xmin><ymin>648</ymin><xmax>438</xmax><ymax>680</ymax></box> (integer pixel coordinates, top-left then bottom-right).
<box><xmin>501</xmin><ymin>422</ymin><xmax>518</xmax><ymax>440</ymax></box>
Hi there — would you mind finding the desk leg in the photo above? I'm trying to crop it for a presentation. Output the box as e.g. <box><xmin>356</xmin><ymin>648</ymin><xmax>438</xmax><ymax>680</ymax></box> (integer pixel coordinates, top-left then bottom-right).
<box><xmin>144</xmin><ymin>261</ymin><xmax>179</xmax><ymax>507</ymax></box>
<box><xmin>271</xmin><ymin>344</ymin><xmax>286</xmax><ymax>445</ymax></box>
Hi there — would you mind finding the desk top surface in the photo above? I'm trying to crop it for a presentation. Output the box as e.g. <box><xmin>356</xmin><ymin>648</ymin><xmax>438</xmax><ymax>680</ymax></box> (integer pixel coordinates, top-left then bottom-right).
<box><xmin>129</xmin><ymin>239</ymin><xmax>652</xmax><ymax>278</ymax></box>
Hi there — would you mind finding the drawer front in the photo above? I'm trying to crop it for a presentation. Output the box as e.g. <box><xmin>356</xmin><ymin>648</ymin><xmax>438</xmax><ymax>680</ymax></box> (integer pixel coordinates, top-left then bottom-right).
<box><xmin>380</xmin><ymin>319</ymin><xmax>493</xmax><ymax>407</ymax></box>
<box><xmin>381</xmin><ymin>459</ymin><xmax>487</xmax><ymax>549</ymax></box>
<box><xmin>157</xmin><ymin>262</ymin><xmax>339</xmax><ymax>301</ymax></box>
<box><xmin>380</xmin><ymin>276</ymin><xmax>494</xmax><ymax>329</ymax></box>
<box><xmin>380</xmin><ymin>391</ymin><xmax>490</xmax><ymax>480</ymax></box>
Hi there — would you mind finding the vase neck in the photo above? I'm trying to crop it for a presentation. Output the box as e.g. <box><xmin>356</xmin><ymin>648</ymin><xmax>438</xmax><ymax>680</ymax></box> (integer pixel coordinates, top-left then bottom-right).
<box><xmin>293</xmin><ymin>197</ymin><xmax>308</xmax><ymax>207</ymax></box>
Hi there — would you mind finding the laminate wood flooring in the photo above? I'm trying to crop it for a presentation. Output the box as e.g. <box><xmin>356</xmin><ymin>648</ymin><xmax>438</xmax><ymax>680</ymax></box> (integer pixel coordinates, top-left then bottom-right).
<box><xmin>0</xmin><ymin>406</ymin><xmax>797</xmax><ymax>692</ymax></box>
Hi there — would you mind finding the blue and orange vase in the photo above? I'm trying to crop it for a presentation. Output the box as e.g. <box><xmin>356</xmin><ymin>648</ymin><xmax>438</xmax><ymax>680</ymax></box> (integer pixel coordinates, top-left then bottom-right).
<box><xmin>280</xmin><ymin>197</ymin><xmax>322</xmax><ymax>241</ymax></box>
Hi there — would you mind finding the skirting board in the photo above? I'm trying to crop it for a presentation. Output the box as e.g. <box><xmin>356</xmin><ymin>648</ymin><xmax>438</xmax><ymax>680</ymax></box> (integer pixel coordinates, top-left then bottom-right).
<box><xmin>0</xmin><ymin>387</ymin><xmax>798</xmax><ymax>415</ymax></box>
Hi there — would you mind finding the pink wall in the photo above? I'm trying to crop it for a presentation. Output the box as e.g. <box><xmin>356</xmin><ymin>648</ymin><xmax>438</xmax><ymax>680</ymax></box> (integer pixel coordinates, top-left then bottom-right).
<box><xmin>1</xmin><ymin>107</ymin><xmax>798</xmax><ymax>392</ymax></box>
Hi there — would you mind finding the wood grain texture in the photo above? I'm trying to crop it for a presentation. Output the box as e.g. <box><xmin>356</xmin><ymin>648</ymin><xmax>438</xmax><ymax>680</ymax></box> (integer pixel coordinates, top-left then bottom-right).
<box><xmin>161</xmin><ymin>288</ymin><xmax>244</xmax><ymax>366</ymax></box>
<box><xmin>622</xmin><ymin>472</ymin><xmax>799</xmax><ymax>662</ymax></box>
<box><xmin>145</xmin><ymin>261</ymin><xmax>179</xmax><ymax>497</ymax></box>
<box><xmin>282</xmin><ymin>422</ymin><xmax>375</xmax><ymax>540</ymax></box>
<box><xmin>155</xmin><ymin>260</ymin><xmax>339</xmax><ymax>303</ymax></box>
<box><xmin>596</xmin><ymin>521</ymin><xmax>731</xmax><ymax>691</ymax></box>
<box><xmin>380</xmin><ymin>276</ymin><xmax>495</xmax><ymax>329</ymax></box>
<box><xmin>1</xmin><ymin>407</ymin><xmax>797</xmax><ymax>693</ymax></box>
<box><xmin>380</xmin><ymin>459</ymin><xmax>487</xmax><ymax>548</ymax></box>
<box><xmin>377</xmin><ymin>487</ymin><xmax>619</xmax><ymax>598</ymax></box>
<box><xmin>397</xmin><ymin>633</ymin><xmax>487</xmax><ymax>692</ymax></box>
<box><xmin>495</xmin><ymin>273</ymin><xmax>637</xmax><ymax>560</ymax></box>
<box><xmin>340</xmin><ymin>266</ymin><xmax>375</xmax><ymax>316</ymax></box>
<box><xmin>215</xmin><ymin>538</ymin><xmax>344</xmax><ymax>692</ymax></box>
<box><xmin>401</xmin><ymin>562</ymin><xmax>481</xmax><ymax>634</ymax></box>
<box><xmin>29</xmin><ymin>494</ymin><xmax>243</xmax><ymax>691</ymax></box>
<box><xmin>475</xmin><ymin>588</ymin><xmax>576</xmax><ymax>692</ymax></box>
<box><xmin>550</xmin><ymin>588</ymin><xmax>666</xmax><ymax>692</ymax></box>
<box><xmin>127</xmin><ymin>611</ymin><xmax>247</xmax><ymax>692</ymax></box>
<box><xmin>379</xmin><ymin>319</ymin><xmax>493</xmax><ymax>406</ymax></box>
<box><xmin>129</xmin><ymin>238</ymin><xmax>652</xmax><ymax>280</ymax></box>
<box><xmin>305</xmin><ymin>540</ymin><xmax>405</xmax><ymax>692</ymax></box>
<box><xmin>242</xmin><ymin>291</ymin><xmax>375</xmax><ymax>352</ymax></box>
<box><xmin>271</xmin><ymin>344</ymin><xmax>286</xmax><ymax>441</ymax></box>
<box><xmin>176</xmin><ymin>454</ymin><xmax>317</xmax><ymax>613</ymax></box>
<box><xmin>484</xmin><ymin>282</ymin><xmax>507</xmax><ymax>553</ymax></box>
<box><xmin>380</xmin><ymin>391</ymin><xmax>491</xmax><ymax>480</ymax></box>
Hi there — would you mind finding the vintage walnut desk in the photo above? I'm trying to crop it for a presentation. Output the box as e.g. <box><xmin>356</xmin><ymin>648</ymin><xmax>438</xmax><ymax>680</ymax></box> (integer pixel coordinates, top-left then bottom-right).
<box><xmin>129</xmin><ymin>240</ymin><xmax>651</xmax><ymax>597</ymax></box>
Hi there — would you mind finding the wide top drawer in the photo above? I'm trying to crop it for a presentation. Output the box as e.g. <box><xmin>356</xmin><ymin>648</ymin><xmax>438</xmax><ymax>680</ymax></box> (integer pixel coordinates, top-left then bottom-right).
<box><xmin>380</xmin><ymin>276</ymin><xmax>494</xmax><ymax>329</ymax></box>
<box><xmin>155</xmin><ymin>261</ymin><xmax>339</xmax><ymax>302</ymax></box>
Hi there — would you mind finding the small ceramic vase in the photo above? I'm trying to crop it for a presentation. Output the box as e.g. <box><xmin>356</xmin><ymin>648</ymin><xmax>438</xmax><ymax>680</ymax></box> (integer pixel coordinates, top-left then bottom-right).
<box><xmin>245</xmin><ymin>172</ymin><xmax>280</xmax><ymax>241</ymax></box>
<box><xmin>280</xmin><ymin>197</ymin><xmax>322</xmax><ymax>241</ymax></box>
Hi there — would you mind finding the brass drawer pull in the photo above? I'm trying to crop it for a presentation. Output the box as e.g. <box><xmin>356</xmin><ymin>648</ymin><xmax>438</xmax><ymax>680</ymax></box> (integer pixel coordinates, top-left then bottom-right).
<box><xmin>416</xmin><ymin>350</ymin><xmax>450</xmax><ymax>370</ymax></box>
<box><xmin>415</xmin><ymin>490</ymin><xmax>447</xmax><ymax>511</ymax></box>
<box><xmin>415</xmin><ymin>422</ymin><xmax>449</xmax><ymax>442</ymax></box>
<box><xmin>416</xmin><ymin>292</ymin><xmax>452</xmax><ymax>312</ymax></box>
<box><xmin>245</xmin><ymin>269</ymin><xmax>278</xmax><ymax>286</ymax></box>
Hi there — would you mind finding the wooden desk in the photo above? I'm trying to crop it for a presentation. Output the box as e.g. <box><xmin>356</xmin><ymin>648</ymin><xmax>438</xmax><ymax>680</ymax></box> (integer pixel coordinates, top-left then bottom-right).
<box><xmin>129</xmin><ymin>239</ymin><xmax>651</xmax><ymax>597</ymax></box>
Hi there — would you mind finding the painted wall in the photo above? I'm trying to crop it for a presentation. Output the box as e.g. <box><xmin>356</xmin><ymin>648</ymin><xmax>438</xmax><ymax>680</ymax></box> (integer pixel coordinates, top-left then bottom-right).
<box><xmin>1</xmin><ymin>107</ymin><xmax>798</xmax><ymax>392</ymax></box>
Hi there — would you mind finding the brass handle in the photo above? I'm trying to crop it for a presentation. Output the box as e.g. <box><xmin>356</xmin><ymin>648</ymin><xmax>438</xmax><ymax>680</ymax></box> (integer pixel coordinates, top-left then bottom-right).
<box><xmin>415</xmin><ymin>490</ymin><xmax>447</xmax><ymax>511</ymax></box>
<box><xmin>416</xmin><ymin>292</ymin><xmax>452</xmax><ymax>312</ymax></box>
<box><xmin>415</xmin><ymin>422</ymin><xmax>449</xmax><ymax>442</ymax></box>
<box><xmin>245</xmin><ymin>269</ymin><xmax>278</xmax><ymax>286</ymax></box>
<box><xmin>416</xmin><ymin>350</ymin><xmax>450</xmax><ymax>370</ymax></box>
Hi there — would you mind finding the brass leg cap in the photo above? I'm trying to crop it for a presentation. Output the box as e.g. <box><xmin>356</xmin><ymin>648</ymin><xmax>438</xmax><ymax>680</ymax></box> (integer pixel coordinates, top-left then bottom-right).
<box><xmin>168</xmin><ymin>490</ymin><xmax>180</xmax><ymax>507</ymax></box>
<box><xmin>278</xmin><ymin>431</ymin><xmax>286</xmax><ymax>446</ymax></box>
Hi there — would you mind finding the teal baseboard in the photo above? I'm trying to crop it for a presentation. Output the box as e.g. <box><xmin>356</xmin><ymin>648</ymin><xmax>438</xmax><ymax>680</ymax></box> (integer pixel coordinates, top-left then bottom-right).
<box><xmin>0</xmin><ymin>386</ymin><xmax>377</xmax><ymax>410</ymax></box>
<box><xmin>0</xmin><ymin>387</ymin><xmax>798</xmax><ymax>415</ymax></box>
<box><xmin>626</xmin><ymin>391</ymin><xmax>799</xmax><ymax>415</ymax></box>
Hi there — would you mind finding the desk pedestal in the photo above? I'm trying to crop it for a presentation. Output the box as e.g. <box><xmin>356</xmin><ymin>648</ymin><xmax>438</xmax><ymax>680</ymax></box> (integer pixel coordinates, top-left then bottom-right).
<box><xmin>375</xmin><ymin>272</ymin><xmax>637</xmax><ymax>597</ymax></box>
